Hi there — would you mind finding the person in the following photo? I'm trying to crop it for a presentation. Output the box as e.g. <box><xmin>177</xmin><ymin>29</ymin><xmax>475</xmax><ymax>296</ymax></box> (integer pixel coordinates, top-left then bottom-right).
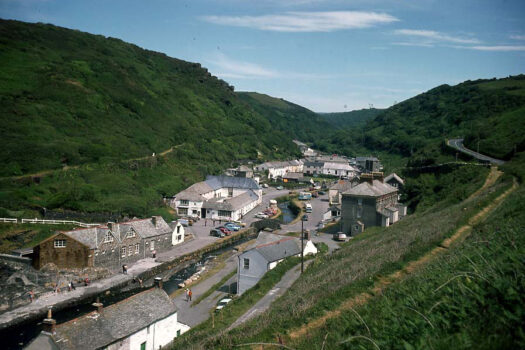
<box><xmin>188</xmin><ymin>289</ymin><xmax>192</xmax><ymax>301</ymax></box>
<box><xmin>70</xmin><ymin>281</ymin><xmax>76</xmax><ymax>290</ymax></box>
<box><xmin>122</xmin><ymin>264</ymin><xmax>127</xmax><ymax>274</ymax></box>
<box><xmin>84</xmin><ymin>277</ymin><xmax>90</xmax><ymax>286</ymax></box>
<box><xmin>28</xmin><ymin>290</ymin><xmax>34</xmax><ymax>302</ymax></box>
<box><xmin>152</xmin><ymin>250</ymin><xmax>157</xmax><ymax>258</ymax></box>
<box><xmin>68</xmin><ymin>282</ymin><xmax>72</xmax><ymax>292</ymax></box>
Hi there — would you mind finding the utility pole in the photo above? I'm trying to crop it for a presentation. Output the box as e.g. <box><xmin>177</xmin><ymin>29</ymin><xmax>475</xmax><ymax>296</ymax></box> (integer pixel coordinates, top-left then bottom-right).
<box><xmin>301</xmin><ymin>218</ymin><xmax>304</xmax><ymax>273</ymax></box>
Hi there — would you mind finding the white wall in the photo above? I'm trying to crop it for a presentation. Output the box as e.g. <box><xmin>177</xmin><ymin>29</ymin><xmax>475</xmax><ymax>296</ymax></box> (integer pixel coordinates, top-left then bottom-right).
<box><xmin>237</xmin><ymin>250</ymin><xmax>269</xmax><ymax>295</ymax></box>
<box><xmin>303</xmin><ymin>240</ymin><xmax>318</xmax><ymax>256</ymax></box>
<box><xmin>172</xmin><ymin>222</ymin><xmax>185</xmax><ymax>246</ymax></box>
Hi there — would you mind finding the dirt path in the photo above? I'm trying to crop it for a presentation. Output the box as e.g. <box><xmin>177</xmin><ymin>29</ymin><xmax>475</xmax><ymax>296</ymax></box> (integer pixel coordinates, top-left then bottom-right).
<box><xmin>288</xmin><ymin>167</ymin><xmax>517</xmax><ymax>340</ymax></box>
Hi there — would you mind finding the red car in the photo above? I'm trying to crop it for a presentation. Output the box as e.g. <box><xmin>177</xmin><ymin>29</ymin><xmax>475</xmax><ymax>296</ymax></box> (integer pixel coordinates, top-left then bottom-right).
<box><xmin>218</xmin><ymin>227</ymin><xmax>232</xmax><ymax>235</ymax></box>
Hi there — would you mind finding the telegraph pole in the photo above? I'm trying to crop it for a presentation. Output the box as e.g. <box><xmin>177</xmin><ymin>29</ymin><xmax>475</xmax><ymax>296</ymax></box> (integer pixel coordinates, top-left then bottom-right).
<box><xmin>301</xmin><ymin>218</ymin><xmax>304</xmax><ymax>273</ymax></box>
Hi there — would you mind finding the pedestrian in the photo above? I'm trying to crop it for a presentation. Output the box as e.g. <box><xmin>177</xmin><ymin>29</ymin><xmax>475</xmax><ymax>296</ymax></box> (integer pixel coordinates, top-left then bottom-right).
<box><xmin>185</xmin><ymin>288</ymin><xmax>189</xmax><ymax>302</ymax></box>
<box><xmin>84</xmin><ymin>277</ymin><xmax>90</xmax><ymax>286</ymax></box>
<box><xmin>152</xmin><ymin>250</ymin><xmax>157</xmax><ymax>259</ymax></box>
<box><xmin>68</xmin><ymin>282</ymin><xmax>72</xmax><ymax>292</ymax></box>
<box><xmin>28</xmin><ymin>290</ymin><xmax>34</xmax><ymax>302</ymax></box>
<box><xmin>122</xmin><ymin>264</ymin><xmax>127</xmax><ymax>274</ymax></box>
<box><xmin>70</xmin><ymin>281</ymin><xmax>76</xmax><ymax>290</ymax></box>
<box><xmin>188</xmin><ymin>289</ymin><xmax>192</xmax><ymax>301</ymax></box>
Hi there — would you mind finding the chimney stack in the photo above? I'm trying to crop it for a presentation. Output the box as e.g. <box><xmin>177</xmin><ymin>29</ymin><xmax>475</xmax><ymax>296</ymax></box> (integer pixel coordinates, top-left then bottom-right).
<box><xmin>360</xmin><ymin>173</ymin><xmax>374</xmax><ymax>185</ymax></box>
<box><xmin>154</xmin><ymin>277</ymin><xmax>163</xmax><ymax>289</ymax></box>
<box><xmin>372</xmin><ymin>171</ymin><xmax>384</xmax><ymax>182</ymax></box>
<box><xmin>42</xmin><ymin>307</ymin><xmax>56</xmax><ymax>334</ymax></box>
<box><xmin>108</xmin><ymin>222</ymin><xmax>119</xmax><ymax>234</ymax></box>
<box><xmin>151</xmin><ymin>216</ymin><xmax>158</xmax><ymax>229</ymax></box>
<box><xmin>304</xmin><ymin>230</ymin><xmax>311</xmax><ymax>240</ymax></box>
<box><xmin>92</xmin><ymin>297</ymin><xmax>103</xmax><ymax>313</ymax></box>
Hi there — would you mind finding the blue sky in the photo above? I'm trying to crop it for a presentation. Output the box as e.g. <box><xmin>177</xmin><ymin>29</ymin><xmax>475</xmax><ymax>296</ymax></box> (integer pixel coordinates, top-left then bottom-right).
<box><xmin>1</xmin><ymin>0</ymin><xmax>524</xmax><ymax>112</ymax></box>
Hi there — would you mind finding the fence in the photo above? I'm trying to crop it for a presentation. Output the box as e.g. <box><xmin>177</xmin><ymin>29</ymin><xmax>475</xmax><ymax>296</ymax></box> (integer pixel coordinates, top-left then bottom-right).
<box><xmin>0</xmin><ymin>218</ymin><xmax>100</xmax><ymax>228</ymax></box>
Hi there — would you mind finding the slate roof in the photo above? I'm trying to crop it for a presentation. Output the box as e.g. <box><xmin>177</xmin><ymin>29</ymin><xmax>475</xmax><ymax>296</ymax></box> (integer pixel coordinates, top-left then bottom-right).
<box><xmin>384</xmin><ymin>173</ymin><xmax>404</xmax><ymax>185</ymax></box>
<box><xmin>175</xmin><ymin>181</ymin><xmax>214</xmax><ymax>201</ymax></box>
<box><xmin>205</xmin><ymin>175</ymin><xmax>260</xmax><ymax>190</ymax></box>
<box><xmin>64</xmin><ymin>227</ymin><xmax>106</xmax><ymax>249</ymax></box>
<box><xmin>254</xmin><ymin>236</ymin><xmax>302</xmax><ymax>263</ymax></box>
<box><xmin>257</xmin><ymin>160</ymin><xmax>301</xmax><ymax>169</ymax></box>
<box><xmin>356</xmin><ymin>156</ymin><xmax>379</xmax><ymax>162</ymax></box>
<box><xmin>283</xmin><ymin>172</ymin><xmax>305</xmax><ymax>179</ymax></box>
<box><xmin>204</xmin><ymin>190</ymin><xmax>259</xmax><ymax>211</ymax></box>
<box><xmin>304</xmin><ymin>161</ymin><xmax>324</xmax><ymax>168</ymax></box>
<box><xmin>127</xmin><ymin>217</ymin><xmax>171</xmax><ymax>238</ymax></box>
<box><xmin>36</xmin><ymin>288</ymin><xmax>177</xmax><ymax>350</ymax></box>
<box><xmin>330</xmin><ymin>180</ymin><xmax>354</xmax><ymax>192</ymax></box>
<box><xmin>323</xmin><ymin>162</ymin><xmax>354</xmax><ymax>171</ymax></box>
<box><xmin>343</xmin><ymin>180</ymin><xmax>397</xmax><ymax>197</ymax></box>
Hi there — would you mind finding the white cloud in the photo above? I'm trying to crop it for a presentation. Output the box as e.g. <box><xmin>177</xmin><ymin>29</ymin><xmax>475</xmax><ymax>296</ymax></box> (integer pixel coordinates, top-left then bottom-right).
<box><xmin>393</xmin><ymin>29</ymin><xmax>481</xmax><ymax>44</ymax></box>
<box><xmin>510</xmin><ymin>34</ymin><xmax>525</xmax><ymax>40</ymax></box>
<box><xmin>201</xmin><ymin>11</ymin><xmax>398</xmax><ymax>32</ymax></box>
<box><xmin>465</xmin><ymin>45</ymin><xmax>525</xmax><ymax>52</ymax></box>
<box><xmin>208</xmin><ymin>53</ymin><xmax>279</xmax><ymax>79</ymax></box>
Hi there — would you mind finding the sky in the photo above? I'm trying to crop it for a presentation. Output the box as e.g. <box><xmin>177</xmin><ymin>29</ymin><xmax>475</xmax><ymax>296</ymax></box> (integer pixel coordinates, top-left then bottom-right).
<box><xmin>1</xmin><ymin>0</ymin><xmax>525</xmax><ymax>112</ymax></box>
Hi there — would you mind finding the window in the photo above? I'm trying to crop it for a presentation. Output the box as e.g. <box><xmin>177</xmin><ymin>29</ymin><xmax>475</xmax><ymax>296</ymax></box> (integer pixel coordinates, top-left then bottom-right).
<box><xmin>140</xmin><ymin>341</ymin><xmax>146</xmax><ymax>350</ymax></box>
<box><xmin>135</xmin><ymin>243</ymin><xmax>140</xmax><ymax>254</ymax></box>
<box><xmin>121</xmin><ymin>246</ymin><xmax>126</xmax><ymax>258</ymax></box>
<box><xmin>177</xmin><ymin>235</ymin><xmax>182</xmax><ymax>241</ymax></box>
<box><xmin>228</xmin><ymin>187</ymin><xmax>233</xmax><ymax>197</ymax></box>
<box><xmin>104</xmin><ymin>232</ymin><xmax>113</xmax><ymax>243</ymax></box>
<box><xmin>177</xmin><ymin>329</ymin><xmax>181</xmax><ymax>337</ymax></box>
<box><xmin>180</xmin><ymin>200</ymin><xmax>189</xmax><ymax>206</ymax></box>
<box><xmin>243</xmin><ymin>258</ymin><xmax>250</xmax><ymax>269</ymax></box>
<box><xmin>218</xmin><ymin>210</ymin><xmax>231</xmax><ymax>217</ymax></box>
<box><xmin>127</xmin><ymin>230</ymin><xmax>135</xmax><ymax>238</ymax></box>
<box><xmin>54</xmin><ymin>239</ymin><xmax>66</xmax><ymax>248</ymax></box>
<box><xmin>178</xmin><ymin>208</ymin><xmax>188</xmax><ymax>215</ymax></box>
<box><xmin>128</xmin><ymin>245</ymin><xmax>133</xmax><ymax>256</ymax></box>
<box><xmin>150</xmin><ymin>241</ymin><xmax>155</xmax><ymax>251</ymax></box>
<box><xmin>177</xmin><ymin>225</ymin><xmax>181</xmax><ymax>234</ymax></box>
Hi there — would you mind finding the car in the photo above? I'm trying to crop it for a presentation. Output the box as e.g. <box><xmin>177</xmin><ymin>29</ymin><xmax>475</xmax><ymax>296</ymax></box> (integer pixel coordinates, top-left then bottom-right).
<box><xmin>215</xmin><ymin>298</ymin><xmax>233</xmax><ymax>312</ymax></box>
<box><xmin>209</xmin><ymin>229</ymin><xmax>225</xmax><ymax>238</ymax></box>
<box><xmin>262</xmin><ymin>183</ymin><xmax>269</xmax><ymax>188</ymax></box>
<box><xmin>178</xmin><ymin>219</ymin><xmax>189</xmax><ymax>227</ymax></box>
<box><xmin>217</xmin><ymin>226</ymin><xmax>232</xmax><ymax>235</ymax></box>
<box><xmin>224</xmin><ymin>222</ymin><xmax>241</xmax><ymax>231</ymax></box>
<box><xmin>255</xmin><ymin>212</ymin><xmax>269</xmax><ymax>219</ymax></box>
<box><xmin>302</xmin><ymin>214</ymin><xmax>309</xmax><ymax>221</ymax></box>
<box><xmin>318</xmin><ymin>190</ymin><xmax>326</xmax><ymax>195</ymax></box>
<box><xmin>334</xmin><ymin>232</ymin><xmax>347</xmax><ymax>241</ymax></box>
<box><xmin>276</xmin><ymin>186</ymin><xmax>284</xmax><ymax>190</ymax></box>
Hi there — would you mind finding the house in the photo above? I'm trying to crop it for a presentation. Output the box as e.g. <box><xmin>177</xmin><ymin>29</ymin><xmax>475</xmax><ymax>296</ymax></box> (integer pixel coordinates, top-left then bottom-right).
<box><xmin>341</xmin><ymin>179</ymin><xmax>407</xmax><ymax>236</ymax></box>
<box><xmin>283</xmin><ymin>172</ymin><xmax>309</xmax><ymax>183</ymax></box>
<box><xmin>171</xmin><ymin>175</ymin><xmax>262</xmax><ymax>219</ymax></box>
<box><xmin>227</xmin><ymin>165</ymin><xmax>254</xmax><ymax>178</ymax></box>
<box><xmin>32</xmin><ymin>216</ymin><xmax>182</xmax><ymax>270</ymax></box>
<box><xmin>356</xmin><ymin>156</ymin><xmax>382</xmax><ymax>172</ymax></box>
<box><xmin>322</xmin><ymin>162</ymin><xmax>358</xmax><ymax>178</ymax></box>
<box><xmin>237</xmin><ymin>233</ymin><xmax>317</xmax><ymax>295</ymax></box>
<box><xmin>254</xmin><ymin>160</ymin><xmax>303</xmax><ymax>180</ymax></box>
<box><xmin>25</xmin><ymin>283</ymin><xmax>190</xmax><ymax>350</ymax></box>
<box><xmin>202</xmin><ymin>190</ymin><xmax>260</xmax><ymax>221</ymax></box>
<box><xmin>329</xmin><ymin>179</ymin><xmax>356</xmax><ymax>205</ymax></box>
<box><xmin>322</xmin><ymin>205</ymin><xmax>341</xmax><ymax>221</ymax></box>
<box><xmin>303</xmin><ymin>161</ymin><xmax>324</xmax><ymax>176</ymax></box>
<box><xmin>384</xmin><ymin>173</ymin><xmax>404</xmax><ymax>189</ymax></box>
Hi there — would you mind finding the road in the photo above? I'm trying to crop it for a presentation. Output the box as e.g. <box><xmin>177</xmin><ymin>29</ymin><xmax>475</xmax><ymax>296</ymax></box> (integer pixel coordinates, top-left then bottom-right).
<box><xmin>447</xmin><ymin>138</ymin><xmax>505</xmax><ymax>166</ymax></box>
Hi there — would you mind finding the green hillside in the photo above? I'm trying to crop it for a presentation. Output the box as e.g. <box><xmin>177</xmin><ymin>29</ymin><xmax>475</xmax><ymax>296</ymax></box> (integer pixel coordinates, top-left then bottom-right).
<box><xmin>237</xmin><ymin>91</ymin><xmax>335</xmax><ymax>142</ymax></box>
<box><xmin>319</xmin><ymin>108</ymin><xmax>382</xmax><ymax>128</ymax></box>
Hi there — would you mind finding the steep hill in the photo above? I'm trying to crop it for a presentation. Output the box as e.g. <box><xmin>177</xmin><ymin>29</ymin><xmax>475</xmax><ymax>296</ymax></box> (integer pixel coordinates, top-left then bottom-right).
<box><xmin>237</xmin><ymin>92</ymin><xmax>335</xmax><ymax>142</ymax></box>
<box><xmin>319</xmin><ymin>108</ymin><xmax>382</xmax><ymax>128</ymax></box>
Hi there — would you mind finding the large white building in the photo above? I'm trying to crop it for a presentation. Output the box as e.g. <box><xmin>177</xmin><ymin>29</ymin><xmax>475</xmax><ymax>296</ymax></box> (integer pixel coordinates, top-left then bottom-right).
<box><xmin>322</xmin><ymin>162</ymin><xmax>358</xmax><ymax>178</ymax></box>
<box><xmin>254</xmin><ymin>160</ymin><xmax>303</xmax><ymax>180</ymax></box>
<box><xmin>237</xmin><ymin>233</ymin><xmax>317</xmax><ymax>295</ymax></box>
<box><xmin>25</xmin><ymin>285</ymin><xmax>190</xmax><ymax>350</ymax></box>
<box><xmin>171</xmin><ymin>175</ymin><xmax>262</xmax><ymax>221</ymax></box>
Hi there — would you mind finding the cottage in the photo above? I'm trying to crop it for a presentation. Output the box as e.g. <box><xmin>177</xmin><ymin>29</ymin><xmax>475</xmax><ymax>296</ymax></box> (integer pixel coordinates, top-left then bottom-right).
<box><xmin>32</xmin><ymin>216</ymin><xmax>182</xmax><ymax>270</ymax></box>
<box><xmin>322</xmin><ymin>162</ymin><xmax>358</xmax><ymax>178</ymax></box>
<box><xmin>384</xmin><ymin>173</ymin><xmax>404</xmax><ymax>189</ymax></box>
<box><xmin>25</xmin><ymin>284</ymin><xmax>189</xmax><ymax>350</ymax></box>
<box><xmin>303</xmin><ymin>161</ymin><xmax>324</xmax><ymax>176</ymax></box>
<box><xmin>171</xmin><ymin>175</ymin><xmax>262</xmax><ymax>219</ymax></box>
<box><xmin>254</xmin><ymin>160</ymin><xmax>303</xmax><ymax>180</ymax></box>
<box><xmin>237</xmin><ymin>233</ymin><xmax>317</xmax><ymax>295</ymax></box>
<box><xmin>341</xmin><ymin>179</ymin><xmax>407</xmax><ymax>236</ymax></box>
<box><xmin>329</xmin><ymin>179</ymin><xmax>356</xmax><ymax>205</ymax></box>
<box><xmin>322</xmin><ymin>205</ymin><xmax>341</xmax><ymax>221</ymax></box>
<box><xmin>283</xmin><ymin>172</ymin><xmax>309</xmax><ymax>183</ymax></box>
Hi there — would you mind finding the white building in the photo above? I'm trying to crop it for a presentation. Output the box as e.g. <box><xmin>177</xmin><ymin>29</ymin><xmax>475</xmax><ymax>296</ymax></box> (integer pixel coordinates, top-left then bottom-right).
<box><xmin>25</xmin><ymin>285</ymin><xmax>190</xmax><ymax>350</ymax></box>
<box><xmin>237</xmin><ymin>233</ymin><xmax>317</xmax><ymax>295</ymax></box>
<box><xmin>171</xmin><ymin>175</ymin><xmax>262</xmax><ymax>219</ymax></box>
<box><xmin>322</xmin><ymin>162</ymin><xmax>358</xmax><ymax>178</ymax></box>
<box><xmin>254</xmin><ymin>160</ymin><xmax>303</xmax><ymax>180</ymax></box>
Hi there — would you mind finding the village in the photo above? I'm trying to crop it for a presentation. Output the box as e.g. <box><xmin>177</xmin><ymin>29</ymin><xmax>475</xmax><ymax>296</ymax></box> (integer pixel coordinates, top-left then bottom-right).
<box><xmin>0</xmin><ymin>141</ymin><xmax>408</xmax><ymax>349</ymax></box>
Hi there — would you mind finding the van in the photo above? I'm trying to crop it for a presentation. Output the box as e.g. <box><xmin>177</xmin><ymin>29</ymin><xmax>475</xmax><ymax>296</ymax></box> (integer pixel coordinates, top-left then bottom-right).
<box><xmin>305</xmin><ymin>203</ymin><xmax>312</xmax><ymax>213</ymax></box>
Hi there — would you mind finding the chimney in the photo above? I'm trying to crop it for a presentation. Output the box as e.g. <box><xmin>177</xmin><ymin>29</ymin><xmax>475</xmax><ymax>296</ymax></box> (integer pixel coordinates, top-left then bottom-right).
<box><xmin>107</xmin><ymin>222</ymin><xmax>119</xmax><ymax>234</ymax></box>
<box><xmin>372</xmin><ymin>172</ymin><xmax>384</xmax><ymax>182</ymax></box>
<box><xmin>42</xmin><ymin>307</ymin><xmax>56</xmax><ymax>334</ymax></box>
<box><xmin>304</xmin><ymin>230</ymin><xmax>311</xmax><ymax>240</ymax></box>
<box><xmin>92</xmin><ymin>297</ymin><xmax>103</xmax><ymax>313</ymax></box>
<box><xmin>151</xmin><ymin>216</ymin><xmax>159</xmax><ymax>229</ymax></box>
<box><xmin>154</xmin><ymin>277</ymin><xmax>163</xmax><ymax>289</ymax></box>
<box><xmin>360</xmin><ymin>173</ymin><xmax>374</xmax><ymax>185</ymax></box>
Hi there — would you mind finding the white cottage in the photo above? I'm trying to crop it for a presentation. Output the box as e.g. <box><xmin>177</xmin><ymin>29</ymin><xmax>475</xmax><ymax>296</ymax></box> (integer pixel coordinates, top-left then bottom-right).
<box><xmin>25</xmin><ymin>284</ymin><xmax>190</xmax><ymax>350</ymax></box>
<box><xmin>237</xmin><ymin>233</ymin><xmax>317</xmax><ymax>295</ymax></box>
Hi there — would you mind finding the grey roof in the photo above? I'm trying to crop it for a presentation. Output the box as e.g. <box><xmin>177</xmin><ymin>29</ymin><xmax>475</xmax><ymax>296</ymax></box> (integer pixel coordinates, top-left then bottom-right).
<box><xmin>44</xmin><ymin>288</ymin><xmax>177</xmax><ymax>350</ymax></box>
<box><xmin>126</xmin><ymin>217</ymin><xmax>171</xmax><ymax>238</ymax></box>
<box><xmin>205</xmin><ymin>175</ymin><xmax>260</xmax><ymax>190</ymax></box>
<box><xmin>175</xmin><ymin>181</ymin><xmax>214</xmax><ymax>201</ymax></box>
<box><xmin>304</xmin><ymin>161</ymin><xmax>324</xmax><ymax>167</ymax></box>
<box><xmin>254</xmin><ymin>236</ymin><xmax>302</xmax><ymax>263</ymax></box>
<box><xmin>204</xmin><ymin>190</ymin><xmax>259</xmax><ymax>211</ymax></box>
<box><xmin>323</xmin><ymin>162</ymin><xmax>355</xmax><ymax>171</ymax></box>
<box><xmin>384</xmin><ymin>173</ymin><xmax>404</xmax><ymax>185</ymax></box>
<box><xmin>343</xmin><ymin>180</ymin><xmax>397</xmax><ymax>197</ymax></box>
<box><xmin>330</xmin><ymin>180</ymin><xmax>354</xmax><ymax>192</ymax></box>
<box><xmin>283</xmin><ymin>172</ymin><xmax>305</xmax><ymax>179</ymax></box>
<box><xmin>256</xmin><ymin>160</ymin><xmax>301</xmax><ymax>169</ymax></box>
<box><xmin>356</xmin><ymin>156</ymin><xmax>379</xmax><ymax>162</ymax></box>
<box><xmin>64</xmin><ymin>227</ymin><xmax>105</xmax><ymax>249</ymax></box>
<box><xmin>24</xmin><ymin>332</ymin><xmax>60</xmax><ymax>350</ymax></box>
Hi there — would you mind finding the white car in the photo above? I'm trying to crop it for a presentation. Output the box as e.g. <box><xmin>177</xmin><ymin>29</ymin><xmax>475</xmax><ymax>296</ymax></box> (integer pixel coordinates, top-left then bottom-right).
<box><xmin>255</xmin><ymin>212</ymin><xmax>269</xmax><ymax>219</ymax></box>
<box><xmin>215</xmin><ymin>298</ymin><xmax>233</xmax><ymax>311</ymax></box>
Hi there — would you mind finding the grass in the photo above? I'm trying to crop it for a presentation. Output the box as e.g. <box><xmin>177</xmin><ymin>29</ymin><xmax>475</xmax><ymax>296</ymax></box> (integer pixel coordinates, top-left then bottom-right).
<box><xmin>192</xmin><ymin>269</ymin><xmax>236</xmax><ymax>306</ymax></box>
<box><xmin>187</xmin><ymin>166</ymin><xmax>513</xmax><ymax>348</ymax></box>
<box><xmin>0</xmin><ymin>223</ymin><xmax>76</xmax><ymax>253</ymax></box>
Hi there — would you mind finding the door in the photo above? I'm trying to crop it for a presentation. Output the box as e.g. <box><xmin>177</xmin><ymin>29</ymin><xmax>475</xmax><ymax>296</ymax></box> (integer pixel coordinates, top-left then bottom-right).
<box><xmin>140</xmin><ymin>342</ymin><xmax>146</xmax><ymax>350</ymax></box>
<box><xmin>201</xmin><ymin>208</ymin><xmax>206</xmax><ymax>218</ymax></box>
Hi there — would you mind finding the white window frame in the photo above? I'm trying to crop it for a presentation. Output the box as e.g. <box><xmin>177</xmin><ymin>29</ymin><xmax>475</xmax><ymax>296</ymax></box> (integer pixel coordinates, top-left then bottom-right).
<box><xmin>135</xmin><ymin>243</ymin><xmax>140</xmax><ymax>254</ymax></box>
<box><xmin>243</xmin><ymin>258</ymin><xmax>250</xmax><ymax>269</ymax></box>
<box><xmin>54</xmin><ymin>239</ymin><xmax>66</xmax><ymax>248</ymax></box>
<box><xmin>128</xmin><ymin>245</ymin><xmax>133</xmax><ymax>256</ymax></box>
<box><xmin>150</xmin><ymin>240</ymin><xmax>155</xmax><ymax>251</ymax></box>
<box><xmin>121</xmin><ymin>246</ymin><xmax>126</xmax><ymax>258</ymax></box>
<box><xmin>104</xmin><ymin>232</ymin><xmax>114</xmax><ymax>243</ymax></box>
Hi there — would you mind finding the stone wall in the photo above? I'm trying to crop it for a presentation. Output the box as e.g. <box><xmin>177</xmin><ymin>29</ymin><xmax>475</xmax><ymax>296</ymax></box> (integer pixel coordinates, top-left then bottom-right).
<box><xmin>33</xmin><ymin>233</ymin><xmax>92</xmax><ymax>269</ymax></box>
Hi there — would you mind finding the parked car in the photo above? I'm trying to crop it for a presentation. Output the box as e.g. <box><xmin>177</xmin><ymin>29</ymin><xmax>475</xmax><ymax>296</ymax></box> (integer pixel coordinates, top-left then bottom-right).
<box><xmin>217</xmin><ymin>227</ymin><xmax>232</xmax><ymax>235</ymax></box>
<box><xmin>302</xmin><ymin>214</ymin><xmax>309</xmax><ymax>221</ymax></box>
<box><xmin>178</xmin><ymin>218</ymin><xmax>189</xmax><ymax>227</ymax></box>
<box><xmin>224</xmin><ymin>222</ymin><xmax>241</xmax><ymax>231</ymax></box>
<box><xmin>215</xmin><ymin>298</ymin><xmax>233</xmax><ymax>312</ymax></box>
<box><xmin>255</xmin><ymin>212</ymin><xmax>269</xmax><ymax>219</ymax></box>
<box><xmin>318</xmin><ymin>190</ymin><xmax>326</xmax><ymax>195</ymax></box>
<box><xmin>210</xmin><ymin>229</ymin><xmax>225</xmax><ymax>238</ymax></box>
<box><xmin>334</xmin><ymin>232</ymin><xmax>347</xmax><ymax>241</ymax></box>
<box><xmin>276</xmin><ymin>186</ymin><xmax>284</xmax><ymax>190</ymax></box>
<box><xmin>262</xmin><ymin>183</ymin><xmax>269</xmax><ymax>188</ymax></box>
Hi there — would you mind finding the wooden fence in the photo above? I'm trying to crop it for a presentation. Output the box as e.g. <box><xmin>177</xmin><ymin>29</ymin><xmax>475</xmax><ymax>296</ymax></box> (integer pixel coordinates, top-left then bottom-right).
<box><xmin>0</xmin><ymin>218</ymin><xmax>100</xmax><ymax>227</ymax></box>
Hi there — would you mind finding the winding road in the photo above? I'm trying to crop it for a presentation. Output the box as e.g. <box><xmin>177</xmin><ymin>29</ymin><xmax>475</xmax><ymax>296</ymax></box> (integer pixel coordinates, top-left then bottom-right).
<box><xmin>447</xmin><ymin>138</ymin><xmax>505</xmax><ymax>165</ymax></box>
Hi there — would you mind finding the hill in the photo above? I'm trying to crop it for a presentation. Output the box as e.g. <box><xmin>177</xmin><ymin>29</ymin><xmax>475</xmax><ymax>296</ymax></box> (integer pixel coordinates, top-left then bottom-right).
<box><xmin>237</xmin><ymin>92</ymin><xmax>335</xmax><ymax>142</ymax></box>
<box><xmin>0</xmin><ymin>20</ymin><xmax>334</xmax><ymax>219</ymax></box>
<box><xmin>318</xmin><ymin>108</ymin><xmax>382</xmax><ymax>128</ymax></box>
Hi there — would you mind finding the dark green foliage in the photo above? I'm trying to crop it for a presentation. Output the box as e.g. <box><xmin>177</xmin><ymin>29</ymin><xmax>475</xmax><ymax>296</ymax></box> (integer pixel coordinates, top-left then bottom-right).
<box><xmin>319</xmin><ymin>108</ymin><xmax>382</xmax><ymax>128</ymax></box>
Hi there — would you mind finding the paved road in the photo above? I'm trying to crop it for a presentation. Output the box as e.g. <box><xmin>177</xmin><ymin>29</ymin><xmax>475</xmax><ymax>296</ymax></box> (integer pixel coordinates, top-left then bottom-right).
<box><xmin>448</xmin><ymin>138</ymin><xmax>505</xmax><ymax>165</ymax></box>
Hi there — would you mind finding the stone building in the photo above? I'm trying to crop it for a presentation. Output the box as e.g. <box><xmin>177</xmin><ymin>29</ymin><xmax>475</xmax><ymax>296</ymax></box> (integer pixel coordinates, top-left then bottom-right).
<box><xmin>32</xmin><ymin>217</ymin><xmax>183</xmax><ymax>270</ymax></box>
<box><xmin>341</xmin><ymin>179</ymin><xmax>407</xmax><ymax>236</ymax></box>
<box><xmin>356</xmin><ymin>156</ymin><xmax>382</xmax><ymax>172</ymax></box>
<box><xmin>25</xmin><ymin>283</ymin><xmax>190</xmax><ymax>350</ymax></box>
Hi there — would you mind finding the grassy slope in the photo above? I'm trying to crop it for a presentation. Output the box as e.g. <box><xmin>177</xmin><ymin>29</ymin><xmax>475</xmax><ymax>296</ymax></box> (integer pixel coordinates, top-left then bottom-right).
<box><xmin>319</xmin><ymin>108</ymin><xmax>382</xmax><ymax>129</ymax></box>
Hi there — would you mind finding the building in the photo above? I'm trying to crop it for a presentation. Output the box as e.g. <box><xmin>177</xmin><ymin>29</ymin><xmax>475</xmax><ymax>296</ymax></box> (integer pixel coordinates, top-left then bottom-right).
<box><xmin>322</xmin><ymin>162</ymin><xmax>358</xmax><ymax>178</ymax></box>
<box><xmin>356</xmin><ymin>156</ymin><xmax>382</xmax><ymax>172</ymax></box>
<box><xmin>254</xmin><ymin>160</ymin><xmax>303</xmax><ymax>180</ymax></box>
<box><xmin>25</xmin><ymin>284</ymin><xmax>190</xmax><ymax>350</ymax></box>
<box><xmin>329</xmin><ymin>179</ymin><xmax>356</xmax><ymax>205</ymax></box>
<box><xmin>226</xmin><ymin>165</ymin><xmax>254</xmax><ymax>178</ymax></box>
<box><xmin>384</xmin><ymin>173</ymin><xmax>404</xmax><ymax>189</ymax></box>
<box><xmin>32</xmin><ymin>217</ymin><xmax>183</xmax><ymax>270</ymax></box>
<box><xmin>322</xmin><ymin>205</ymin><xmax>341</xmax><ymax>221</ymax></box>
<box><xmin>237</xmin><ymin>233</ymin><xmax>317</xmax><ymax>295</ymax></box>
<box><xmin>171</xmin><ymin>175</ymin><xmax>262</xmax><ymax>219</ymax></box>
<box><xmin>283</xmin><ymin>172</ymin><xmax>309</xmax><ymax>183</ymax></box>
<box><xmin>303</xmin><ymin>161</ymin><xmax>324</xmax><ymax>176</ymax></box>
<box><xmin>341</xmin><ymin>179</ymin><xmax>407</xmax><ymax>236</ymax></box>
